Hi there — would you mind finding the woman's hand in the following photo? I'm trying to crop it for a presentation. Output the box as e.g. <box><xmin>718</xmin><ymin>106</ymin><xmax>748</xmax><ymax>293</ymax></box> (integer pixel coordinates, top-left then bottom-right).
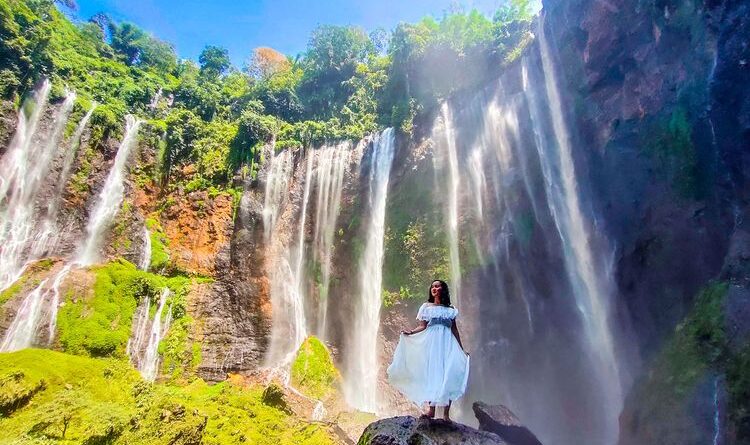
<box><xmin>400</xmin><ymin>329</ymin><xmax>412</xmax><ymax>335</ymax></box>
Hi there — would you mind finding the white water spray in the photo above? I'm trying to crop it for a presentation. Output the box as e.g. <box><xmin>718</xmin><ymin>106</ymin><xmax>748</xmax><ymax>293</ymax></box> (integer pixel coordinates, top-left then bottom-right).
<box><xmin>0</xmin><ymin>278</ymin><xmax>49</xmax><ymax>351</ymax></box>
<box><xmin>532</xmin><ymin>20</ymin><xmax>622</xmax><ymax>443</ymax></box>
<box><xmin>1</xmin><ymin>114</ymin><xmax>142</xmax><ymax>351</ymax></box>
<box><xmin>265</xmin><ymin>153</ymin><xmax>313</xmax><ymax>366</ymax></box>
<box><xmin>130</xmin><ymin>288</ymin><xmax>173</xmax><ymax>381</ymax></box>
<box><xmin>0</xmin><ymin>80</ymin><xmax>67</xmax><ymax>290</ymax></box>
<box><xmin>34</xmin><ymin>103</ymin><xmax>97</xmax><ymax>256</ymax></box>
<box><xmin>312</xmin><ymin>143</ymin><xmax>349</xmax><ymax>337</ymax></box>
<box><xmin>439</xmin><ymin>104</ymin><xmax>463</xmax><ymax>307</ymax></box>
<box><xmin>140</xmin><ymin>225</ymin><xmax>151</xmax><ymax>271</ymax></box>
<box><xmin>79</xmin><ymin>115</ymin><xmax>142</xmax><ymax>265</ymax></box>
<box><xmin>344</xmin><ymin>128</ymin><xmax>395</xmax><ymax>413</ymax></box>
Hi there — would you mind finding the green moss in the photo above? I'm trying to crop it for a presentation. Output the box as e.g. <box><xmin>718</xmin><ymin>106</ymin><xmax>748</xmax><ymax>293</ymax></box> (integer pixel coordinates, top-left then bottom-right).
<box><xmin>290</xmin><ymin>337</ymin><xmax>341</xmax><ymax>400</ymax></box>
<box><xmin>624</xmin><ymin>282</ymin><xmax>750</xmax><ymax>442</ymax></box>
<box><xmin>145</xmin><ymin>218</ymin><xmax>170</xmax><ymax>272</ymax></box>
<box><xmin>56</xmin><ymin>259</ymin><xmax>190</xmax><ymax>359</ymax></box>
<box><xmin>0</xmin><ymin>349</ymin><xmax>336</xmax><ymax>445</ymax></box>
<box><xmin>0</xmin><ymin>276</ymin><xmax>28</xmax><ymax>306</ymax></box>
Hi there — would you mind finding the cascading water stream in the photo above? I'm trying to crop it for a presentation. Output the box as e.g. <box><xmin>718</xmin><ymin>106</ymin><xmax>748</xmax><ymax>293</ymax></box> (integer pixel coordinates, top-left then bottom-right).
<box><xmin>140</xmin><ymin>225</ymin><xmax>151</xmax><ymax>271</ymax></box>
<box><xmin>1</xmin><ymin>114</ymin><xmax>143</xmax><ymax>351</ymax></box>
<box><xmin>439</xmin><ymin>104</ymin><xmax>463</xmax><ymax>307</ymax></box>
<box><xmin>127</xmin><ymin>295</ymin><xmax>151</xmax><ymax>358</ymax></box>
<box><xmin>311</xmin><ymin>143</ymin><xmax>349</xmax><ymax>337</ymax></box>
<box><xmin>79</xmin><ymin>115</ymin><xmax>143</xmax><ymax>265</ymax></box>
<box><xmin>129</xmin><ymin>288</ymin><xmax>173</xmax><ymax>381</ymax></box>
<box><xmin>0</xmin><ymin>80</ymin><xmax>63</xmax><ymax>290</ymax></box>
<box><xmin>344</xmin><ymin>128</ymin><xmax>395</xmax><ymax>413</ymax></box>
<box><xmin>265</xmin><ymin>152</ymin><xmax>313</xmax><ymax>366</ymax></box>
<box><xmin>0</xmin><ymin>279</ymin><xmax>49</xmax><ymax>351</ymax></box>
<box><xmin>527</xmin><ymin>19</ymin><xmax>622</xmax><ymax>443</ymax></box>
<box><xmin>262</xmin><ymin>149</ymin><xmax>293</xmax><ymax>241</ymax></box>
<box><xmin>713</xmin><ymin>376</ymin><xmax>722</xmax><ymax>445</ymax></box>
<box><xmin>34</xmin><ymin>103</ymin><xmax>97</xmax><ymax>256</ymax></box>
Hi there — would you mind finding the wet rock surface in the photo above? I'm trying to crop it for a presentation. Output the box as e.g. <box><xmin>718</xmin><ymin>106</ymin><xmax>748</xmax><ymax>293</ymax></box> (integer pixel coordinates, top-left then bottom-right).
<box><xmin>473</xmin><ymin>402</ymin><xmax>543</xmax><ymax>445</ymax></box>
<box><xmin>358</xmin><ymin>416</ymin><xmax>507</xmax><ymax>445</ymax></box>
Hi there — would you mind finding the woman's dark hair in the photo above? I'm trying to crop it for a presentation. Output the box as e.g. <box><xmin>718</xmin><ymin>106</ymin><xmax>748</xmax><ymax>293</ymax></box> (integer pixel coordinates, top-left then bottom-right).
<box><xmin>427</xmin><ymin>280</ymin><xmax>451</xmax><ymax>306</ymax></box>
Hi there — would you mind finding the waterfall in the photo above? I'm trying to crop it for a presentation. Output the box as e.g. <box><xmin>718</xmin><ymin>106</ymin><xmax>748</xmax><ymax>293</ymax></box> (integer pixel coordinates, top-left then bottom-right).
<box><xmin>0</xmin><ymin>80</ymin><xmax>63</xmax><ymax>290</ymax></box>
<box><xmin>344</xmin><ymin>128</ymin><xmax>395</xmax><ymax>413</ymax></box>
<box><xmin>45</xmin><ymin>263</ymin><xmax>73</xmax><ymax>344</ymax></box>
<box><xmin>529</xmin><ymin>20</ymin><xmax>622</xmax><ymax>443</ymax></box>
<box><xmin>127</xmin><ymin>295</ymin><xmax>151</xmax><ymax>358</ymax></box>
<box><xmin>140</xmin><ymin>225</ymin><xmax>151</xmax><ymax>271</ymax></box>
<box><xmin>78</xmin><ymin>115</ymin><xmax>143</xmax><ymax>266</ymax></box>
<box><xmin>128</xmin><ymin>288</ymin><xmax>172</xmax><ymax>381</ymax></box>
<box><xmin>0</xmin><ymin>279</ymin><xmax>49</xmax><ymax>351</ymax></box>
<box><xmin>713</xmin><ymin>376</ymin><xmax>721</xmax><ymax>445</ymax></box>
<box><xmin>265</xmin><ymin>152</ymin><xmax>313</xmax><ymax>366</ymax></box>
<box><xmin>439</xmin><ymin>104</ymin><xmax>463</xmax><ymax>307</ymax></box>
<box><xmin>262</xmin><ymin>149</ymin><xmax>293</xmax><ymax>241</ymax></box>
<box><xmin>1</xmin><ymin>114</ymin><xmax>142</xmax><ymax>351</ymax></box>
<box><xmin>34</xmin><ymin>103</ymin><xmax>97</xmax><ymax>256</ymax></box>
<box><xmin>311</xmin><ymin>143</ymin><xmax>349</xmax><ymax>337</ymax></box>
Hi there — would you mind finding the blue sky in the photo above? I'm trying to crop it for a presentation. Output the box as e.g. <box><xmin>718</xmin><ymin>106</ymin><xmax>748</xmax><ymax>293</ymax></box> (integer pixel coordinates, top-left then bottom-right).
<box><xmin>70</xmin><ymin>0</ymin><xmax>524</xmax><ymax>66</ymax></box>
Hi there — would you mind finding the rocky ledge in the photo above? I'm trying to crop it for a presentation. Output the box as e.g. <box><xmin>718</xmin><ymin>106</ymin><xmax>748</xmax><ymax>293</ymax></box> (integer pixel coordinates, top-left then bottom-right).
<box><xmin>358</xmin><ymin>402</ymin><xmax>542</xmax><ymax>445</ymax></box>
<box><xmin>357</xmin><ymin>416</ymin><xmax>507</xmax><ymax>445</ymax></box>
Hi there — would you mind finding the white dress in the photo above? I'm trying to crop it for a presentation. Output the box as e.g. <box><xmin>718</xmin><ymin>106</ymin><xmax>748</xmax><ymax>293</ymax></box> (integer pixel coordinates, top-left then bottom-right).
<box><xmin>387</xmin><ymin>303</ymin><xmax>470</xmax><ymax>406</ymax></box>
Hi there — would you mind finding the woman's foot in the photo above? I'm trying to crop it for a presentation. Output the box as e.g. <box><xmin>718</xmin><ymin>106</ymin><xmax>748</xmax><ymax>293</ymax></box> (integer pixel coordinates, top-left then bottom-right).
<box><xmin>443</xmin><ymin>402</ymin><xmax>451</xmax><ymax>421</ymax></box>
<box><xmin>421</xmin><ymin>405</ymin><xmax>436</xmax><ymax>419</ymax></box>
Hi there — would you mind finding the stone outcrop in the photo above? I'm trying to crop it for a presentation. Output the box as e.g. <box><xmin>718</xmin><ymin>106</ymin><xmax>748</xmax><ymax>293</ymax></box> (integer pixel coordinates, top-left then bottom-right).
<box><xmin>473</xmin><ymin>402</ymin><xmax>543</xmax><ymax>445</ymax></box>
<box><xmin>358</xmin><ymin>416</ymin><xmax>507</xmax><ymax>445</ymax></box>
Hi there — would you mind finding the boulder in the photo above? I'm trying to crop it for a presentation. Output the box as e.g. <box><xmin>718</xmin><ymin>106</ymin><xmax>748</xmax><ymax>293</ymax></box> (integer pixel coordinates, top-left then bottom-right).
<box><xmin>472</xmin><ymin>402</ymin><xmax>543</xmax><ymax>445</ymax></box>
<box><xmin>357</xmin><ymin>416</ymin><xmax>507</xmax><ymax>445</ymax></box>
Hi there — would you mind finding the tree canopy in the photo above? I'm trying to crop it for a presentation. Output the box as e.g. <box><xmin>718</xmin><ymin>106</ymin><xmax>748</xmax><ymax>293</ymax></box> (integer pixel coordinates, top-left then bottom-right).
<box><xmin>0</xmin><ymin>0</ymin><xmax>535</xmax><ymax>190</ymax></box>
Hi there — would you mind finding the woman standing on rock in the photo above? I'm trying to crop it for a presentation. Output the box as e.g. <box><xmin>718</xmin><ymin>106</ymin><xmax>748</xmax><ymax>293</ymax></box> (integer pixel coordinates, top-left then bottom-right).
<box><xmin>387</xmin><ymin>280</ymin><xmax>470</xmax><ymax>420</ymax></box>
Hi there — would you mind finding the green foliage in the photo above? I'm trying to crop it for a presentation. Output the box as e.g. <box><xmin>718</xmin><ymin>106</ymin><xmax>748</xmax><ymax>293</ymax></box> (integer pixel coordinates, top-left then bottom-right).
<box><xmin>380</xmin><ymin>6</ymin><xmax>532</xmax><ymax>131</ymax></box>
<box><xmin>199</xmin><ymin>45</ymin><xmax>230</xmax><ymax>79</ymax></box>
<box><xmin>252</xmin><ymin>62</ymin><xmax>303</xmax><ymax>121</ymax></box>
<box><xmin>108</xmin><ymin>21</ymin><xmax>177</xmax><ymax>73</ymax></box>
<box><xmin>0</xmin><ymin>0</ymin><xmax>537</xmax><ymax>193</ymax></box>
<box><xmin>0</xmin><ymin>349</ymin><xmax>337</xmax><ymax>444</ymax></box>
<box><xmin>382</xmin><ymin>167</ymin><xmax>450</xmax><ymax>304</ymax></box>
<box><xmin>290</xmin><ymin>336</ymin><xmax>341</xmax><ymax>400</ymax></box>
<box><xmin>298</xmin><ymin>25</ymin><xmax>375</xmax><ymax>120</ymax></box>
<box><xmin>55</xmin><ymin>259</ymin><xmax>188</xmax><ymax>358</ymax></box>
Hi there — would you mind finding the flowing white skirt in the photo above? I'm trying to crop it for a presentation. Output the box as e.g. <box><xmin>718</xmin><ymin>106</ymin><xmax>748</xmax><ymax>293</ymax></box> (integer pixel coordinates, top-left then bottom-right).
<box><xmin>386</xmin><ymin>325</ymin><xmax>470</xmax><ymax>406</ymax></box>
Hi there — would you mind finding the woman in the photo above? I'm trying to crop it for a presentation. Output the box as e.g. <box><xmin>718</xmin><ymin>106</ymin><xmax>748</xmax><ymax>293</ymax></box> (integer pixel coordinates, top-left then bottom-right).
<box><xmin>387</xmin><ymin>280</ymin><xmax>470</xmax><ymax>420</ymax></box>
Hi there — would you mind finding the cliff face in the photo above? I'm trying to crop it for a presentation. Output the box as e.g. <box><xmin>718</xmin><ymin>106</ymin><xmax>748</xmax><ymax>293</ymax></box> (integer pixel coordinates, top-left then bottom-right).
<box><xmin>1</xmin><ymin>0</ymin><xmax>749</xmax><ymax>443</ymax></box>
<box><xmin>539</xmin><ymin>0</ymin><xmax>750</xmax><ymax>442</ymax></box>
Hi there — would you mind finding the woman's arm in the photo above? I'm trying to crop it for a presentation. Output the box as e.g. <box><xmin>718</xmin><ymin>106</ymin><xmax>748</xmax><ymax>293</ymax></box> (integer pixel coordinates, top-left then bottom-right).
<box><xmin>451</xmin><ymin>320</ymin><xmax>466</xmax><ymax>351</ymax></box>
<box><xmin>401</xmin><ymin>320</ymin><xmax>428</xmax><ymax>335</ymax></box>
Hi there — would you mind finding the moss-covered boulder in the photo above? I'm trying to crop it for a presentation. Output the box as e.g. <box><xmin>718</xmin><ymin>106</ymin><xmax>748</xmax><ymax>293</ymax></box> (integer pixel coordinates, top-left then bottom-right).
<box><xmin>290</xmin><ymin>336</ymin><xmax>341</xmax><ymax>400</ymax></box>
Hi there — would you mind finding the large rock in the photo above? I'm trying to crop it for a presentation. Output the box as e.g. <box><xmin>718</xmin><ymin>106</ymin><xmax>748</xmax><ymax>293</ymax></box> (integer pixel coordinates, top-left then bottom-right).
<box><xmin>357</xmin><ymin>416</ymin><xmax>507</xmax><ymax>445</ymax></box>
<box><xmin>473</xmin><ymin>402</ymin><xmax>543</xmax><ymax>445</ymax></box>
